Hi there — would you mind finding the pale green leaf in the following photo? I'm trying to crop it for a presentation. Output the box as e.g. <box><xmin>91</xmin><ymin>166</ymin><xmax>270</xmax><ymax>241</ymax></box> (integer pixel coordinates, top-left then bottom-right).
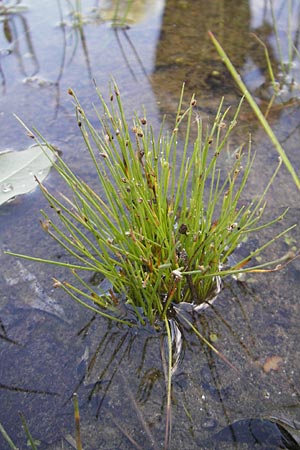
<box><xmin>0</xmin><ymin>144</ymin><xmax>55</xmax><ymax>206</ymax></box>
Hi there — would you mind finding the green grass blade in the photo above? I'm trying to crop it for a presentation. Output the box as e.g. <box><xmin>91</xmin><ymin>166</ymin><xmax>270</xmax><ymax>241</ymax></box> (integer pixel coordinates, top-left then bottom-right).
<box><xmin>0</xmin><ymin>422</ymin><xmax>19</xmax><ymax>450</ymax></box>
<box><xmin>19</xmin><ymin>412</ymin><xmax>38</xmax><ymax>450</ymax></box>
<box><xmin>208</xmin><ymin>31</ymin><xmax>300</xmax><ymax>190</ymax></box>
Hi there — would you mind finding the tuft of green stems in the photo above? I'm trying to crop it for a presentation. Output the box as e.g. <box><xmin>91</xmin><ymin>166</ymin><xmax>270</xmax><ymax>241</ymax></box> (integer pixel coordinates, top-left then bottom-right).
<box><xmin>8</xmin><ymin>83</ymin><xmax>293</xmax><ymax>326</ymax></box>
<box><xmin>5</xmin><ymin>83</ymin><xmax>295</xmax><ymax>450</ymax></box>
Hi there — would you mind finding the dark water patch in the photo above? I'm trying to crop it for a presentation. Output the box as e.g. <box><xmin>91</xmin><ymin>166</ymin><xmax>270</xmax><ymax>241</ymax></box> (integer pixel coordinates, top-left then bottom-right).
<box><xmin>205</xmin><ymin>418</ymin><xmax>300</xmax><ymax>449</ymax></box>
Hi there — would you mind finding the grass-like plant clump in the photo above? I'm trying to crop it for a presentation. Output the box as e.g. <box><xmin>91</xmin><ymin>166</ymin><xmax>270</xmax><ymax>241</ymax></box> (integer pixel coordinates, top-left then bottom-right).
<box><xmin>9</xmin><ymin>83</ymin><xmax>293</xmax><ymax>327</ymax></box>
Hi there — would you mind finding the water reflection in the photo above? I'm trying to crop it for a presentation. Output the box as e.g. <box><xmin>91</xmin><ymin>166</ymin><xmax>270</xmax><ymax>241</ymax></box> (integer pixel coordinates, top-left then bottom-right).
<box><xmin>152</xmin><ymin>0</ymin><xmax>300</xmax><ymax>109</ymax></box>
<box><xmin>1</xmin><ymin>0</ymin><xmax>300</xmax><ymax>107</ymax></box>
<box><xmin>151</xmin><ymin>0</ymin><xmax>300</xmax><ymax>209</ymax></box>
<box><xmin>62</xmin><ymin>271</ymin><xmax>300</xmax><ymax>449</ymax></box>
<box><xmin>246</xmin><ymin>0</ymin><xmax>300</xmax><ymax>101</ymax></box>
<box><xmin>98</xmin><ymin>0</ymin><xmax>165</xmax><ymax>26</ymax></box>
<box><xmin>153</xmin><ymin>0</ymin><xmax>251</xmax><ymax>99</ymax></box>
<box><xmin>0</xmin><ymin>0</ymin><xmax>165</xmax><ymax>134</ymax></box>
<box><xmin>0</xmin><ymin>0</ymin><xmax>165</xmax><ymax>86</ymax></box>
<box><xmin>0</xmin><ymin>4</ymin><xmax>39</xmax><ymax>92</ymax></box>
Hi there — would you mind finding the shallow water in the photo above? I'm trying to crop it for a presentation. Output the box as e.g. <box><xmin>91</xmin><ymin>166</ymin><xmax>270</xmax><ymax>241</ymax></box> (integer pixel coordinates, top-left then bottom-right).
<box><xmin>0</xmin><ymin>1</ymin><xmax>300</xmax><ymax>449</ymax></box>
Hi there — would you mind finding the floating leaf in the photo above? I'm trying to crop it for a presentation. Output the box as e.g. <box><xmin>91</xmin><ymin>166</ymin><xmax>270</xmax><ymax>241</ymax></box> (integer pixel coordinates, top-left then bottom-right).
<box><xmin>0</xmin><ymin>144</ymin><xmax>56</xmax><ymax>206</ymax></box>
<box><xmin>263</xmin><ymin>355</ymin><xmax>283</xmax><ymax>373</ymax></box>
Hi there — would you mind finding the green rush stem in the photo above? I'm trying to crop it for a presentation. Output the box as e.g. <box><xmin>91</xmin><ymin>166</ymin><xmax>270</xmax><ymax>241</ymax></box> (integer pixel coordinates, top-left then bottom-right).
<box><xmin>4</xmin><ymin>251</ymin><xmax>97</xmax><ymax>271</ymax></box>
<box><xmin>241</xmin><ymin>208</ymin><xmax>289</xmax><ymax>235</ymax></box>
<box><xmin>0</xmin><ymin>422</ymin><xmax>18</xmax><ymax>450</ymax></box>
<box><xmin>19</xmin><ymin>412</ymin><xmax>38</xmax><ymax>450</ymax></box>
<box><xmin>42</xmin><ymin>228</ymin><xmax>101</xmax><ymax>271</ymax></box>
<box><xmin>59</xmin><ymin>280</ymin><xmax>132</xmax><ymax>325</ymax></box>
<box><xmin>251</xmin><ymin>33</ymin><xmax>277</xmax><ymax>89</ymax></box>
<box><xmin>183</xmin><ymin>224</ymin><xmax>297</xmax><ymax>278</ymax></box>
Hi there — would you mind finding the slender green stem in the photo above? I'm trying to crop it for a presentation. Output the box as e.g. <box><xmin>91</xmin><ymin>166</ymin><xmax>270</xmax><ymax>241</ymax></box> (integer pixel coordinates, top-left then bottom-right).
<box><xmin>19</xmin><ymin>413</ymin><xmax>38</xmax><ymax>450</ymax></box>
<box><xmin>208</xmin><ymin>31</ymin><xmax>300</xmax><ymax>190</ymax></box>
<box><xmin>163</xmin><ymin>317</ymin><xmax>172</xmax><ymax>450</ymax></box>
<box><xmin>0</xmin><ymin>422</ymin><xmax>19</xmax><ymax>450</ymax></box>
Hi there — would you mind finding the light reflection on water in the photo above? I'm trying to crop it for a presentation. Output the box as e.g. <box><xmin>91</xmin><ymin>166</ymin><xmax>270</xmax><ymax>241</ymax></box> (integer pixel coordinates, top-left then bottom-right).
<box><xmin>0</xmin><ymin>1</ymin><xmax>300</xmax><ymax>449</ymax></box>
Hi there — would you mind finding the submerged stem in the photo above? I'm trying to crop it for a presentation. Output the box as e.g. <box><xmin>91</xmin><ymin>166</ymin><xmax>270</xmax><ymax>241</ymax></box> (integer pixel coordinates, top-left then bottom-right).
<box><xmin>163</xmin><ymin>317</ymin><xmax>173</xmax><ymax>450</ymax></box>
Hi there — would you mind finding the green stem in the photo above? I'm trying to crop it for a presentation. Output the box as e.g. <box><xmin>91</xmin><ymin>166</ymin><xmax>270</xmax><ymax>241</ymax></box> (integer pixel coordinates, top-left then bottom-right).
<box><xmin>164</xmin><ymin>317</ymin><xmax>172</xmax><ymax>450</ymax></box>
<box><xmin>0</xmin><ymin>422</ymin><xmax>19</xmax><ymax>450</ymax></box>
<box><xmin>208</xmin><ymin>31</ymin><xmax>300</xmax><ymax>190</ymax></box>
<box><xmin>19</xmin><ymin>412</ymin><xmax>38</xmax><ymax>450</ymax></box>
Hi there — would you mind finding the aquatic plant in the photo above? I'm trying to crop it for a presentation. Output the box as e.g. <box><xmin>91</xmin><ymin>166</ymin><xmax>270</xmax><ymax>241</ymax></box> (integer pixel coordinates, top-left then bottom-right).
<box><xmin>6</xmin><ymin>82</ymin><xmax>296</xmax><ymax>449</ymax></box>
<box><xmin>8</xmin><ymin>83</ymin><xmax>292</xmax><ymax>327</ymax></box>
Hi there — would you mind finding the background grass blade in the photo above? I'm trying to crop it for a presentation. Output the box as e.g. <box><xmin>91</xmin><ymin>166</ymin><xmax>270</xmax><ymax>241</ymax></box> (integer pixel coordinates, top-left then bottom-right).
<box><xmin>208</xmin><ymin>31</ymin><xmax>300</xmax><ymax>190</ymax></box>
